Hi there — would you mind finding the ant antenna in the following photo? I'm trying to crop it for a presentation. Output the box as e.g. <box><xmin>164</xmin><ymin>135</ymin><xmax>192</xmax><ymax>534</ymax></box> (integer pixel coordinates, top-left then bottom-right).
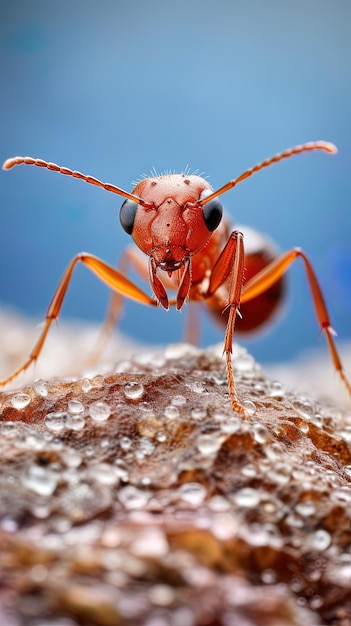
<box><xmin>198</xmin><ymin>141</ymin><xmax>337</xmax><ymax>205</ymax></box>
<box><xmin>2</xmin><ymin>156</ymin><xmax>153</xmax><ymax>207</ymax></box>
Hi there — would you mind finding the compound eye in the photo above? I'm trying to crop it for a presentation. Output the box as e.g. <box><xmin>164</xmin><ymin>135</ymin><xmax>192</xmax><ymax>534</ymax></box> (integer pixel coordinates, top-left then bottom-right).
<box><xmin>119</xmin><ymin>199</ymin><xmax>138</xmax><ymax>235</ymax></box>
<box><xmin>200</xmin><ymin>189</ymin><xmax>223</xmax><ymax>232</ymax></box>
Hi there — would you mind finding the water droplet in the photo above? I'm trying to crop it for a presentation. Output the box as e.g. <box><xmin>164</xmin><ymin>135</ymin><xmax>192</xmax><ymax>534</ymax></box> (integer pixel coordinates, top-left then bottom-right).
<box><xmin>124</xmin><ymin>382</ymin><xmax>144</xmax><ymax>400</ymax></box>
<box><xmin>10</xmin><ymin>393</ymin><xmax>31</xmax><ymax>409</ymax></box>
<box><xmin>164</xmin><ymin>405</ymin><xmax>180</xmax><ymax>419</ymax></box>
<box><xmin>149</xmin><ymin>583</ymin><xmax>175</xmax><ymax>606</ymax></box>
<box><xmin>81</xmin><ymin>378</ymin><xmax>92</xmax><ymax>392</ymax></box>
<box><xmin>118</xmin><ymin>485</ymin><xmax>150</xmax><ymax>509</ymax></box>
<box><xmin>196</xmin><ymin>433</ymin><xmax>223</xmax><ymax>455</ymax></box>
<box><xmin>232</xmin><ymin>487</ymin><xmax>260</xmax><ymax>508</ymax></box>
<box><xmin>120</xmin><ymin>436</ymin><xmax>132</xmax><ymax>451</ymax></box>
<box><xmin>294</xmin><ymin>397</ymin><xmax>315</xmax><ymax>420</ymax></box>
<box><xmin>0</xmin><ymin>421</ymin><xmax>19</xmax><ymax>438</ymax></box>
<box><xmin>178</xmin><ymin>482</ymin><xmax>206</xmax><ymax>506</ymax></box>
<box><xmin>191</xmin><ymin>407</ymin><xmax>206</xmax><ymax>420</ymax></box>
<box><xmin>132</xmin><ymin>528</ymin><xmax>168</xmax><ymax>558</ymax></box>
<box><xmin>16</xmin><ymin>430</ymin><xmax>46</xmax><ymax>450</ymax></box>
<box><xmin>242</xmin><ymin>400</ymin><xmax>256</xmax><ymax>415</ymax></box>
<box><xmin>22</xmin><ymin>464</ymin><xmax>58</xmax><ymax>496</ymax></box>
<box><xmin>68</xmin><ymin>399</ymin><xmax>84</xmax><ymax>414</ymax></box>
<box><xmin>90</xmin><ymin>462</ymin><xmax>119</xmax><ymax>485</ymax></box>
<box><xmin>234</xmin><ymin>353</ymin><xmax>255</xmax><ymax>373</ymax></box>
<box><xmin>61</xmin><ymin>449</ymin><xmax>83</xmax><ymax>468</ymax></box>
<box><xmin>220</xmin><ymin>415</ymin><xmax>241</xmax><ymax>434</ymax></box>
<box><xmin>66</xmin><ymin>415</ymin><xmax>86</xmax><ymax>431</ymax></box>
<box><xmin>156</xmin><ymin>430</ymin><xmax>167</xmax><ymax>442</ymax></box>
<box><xmin>44</xmin><ymin>411</ymin><xmax>68</xmax><ymax>433</ymax></box>
<box><xmin>138</xmin><ymin>437</ymin><xmax>155</xmax><ymax>456</ymax></box>
<box><xmin>89</xmin><ymin>401</ymin><xmax>111</xmax><ymax>422</ymax></box>
<box><xmin>253</xmin><ymin>423</ymin><xmax>269</xmax><ymax>444</ymax></box>
<box><xmin>268</xmin><ymin>380</ymin><xmax>285</xmax><ymax>398</ymax></box>
<box><xmin>307</xmin><ymin>529</ymin><xmax>331</xmax><ymax>551</ymax></box>
<box><xmin>34</xmin><ymin>379</ymin><xmax>49</xmax><ymax>397</ymax></box>
<box><xmin>190</xmin><ymin>380</ymin><xmax>206</xmax><ymax>394</ymax></box>
<box><xmin>171</xmin><ymin>395</ymin><xmax>186</xmax><ymax>406</ymax></box>
<box><xmin>267</xmin><ymin>463</ymin><xmax>291</xmax><ymax>485</ymax></box>
<box><xmin>295</xmin><ymin>500</ymin><xmax>316</xmax><ymax>517</ymax></box>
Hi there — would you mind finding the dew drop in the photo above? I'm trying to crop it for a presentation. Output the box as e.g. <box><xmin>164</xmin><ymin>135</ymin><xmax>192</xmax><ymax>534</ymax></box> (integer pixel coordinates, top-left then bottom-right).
<box><xmin>44</xmin><ymin>411</ymin><xmax>68</xmax><ymax>433</ymax></box>
<box><xmin>61</xmin><ymin>449</ymin><xmax>83</xmax><ymax>468</ymax></box>
<box><xmin>253</xmin><ymin>423</ymin><xmax>269</xmax><ymax>444</ymax></box>
<box><xmin>81</xmin><ymin>378</ymin><xmax>92</xmax><ymax>392</ymax></box>
<box><xmin>295</xmin><ymin>500</ymin><xmax>316</xmax><ymax>517</ymax></box>
<box><xmin>268</xmin><ymin>380</ymin><xmax>285</xmax><ymax>398</ymax></box>
<box><xmin>34</xmin><ymin>379</ymin><xmax>49</xmax><ymax>397</ymax></box>
<box><xmin>196</xmin><ymin>433</ymin><xmax>223</xmax><ymax>455</ymax></box>
<box><xmin>190</xmin><ymin>380</ymin><xmax>206</xmax><ymax>394</ymax></box>
<box><xmin>178</xmin><ymin>482</ymin><xmax>207</xmax><ymax>506</ymax></box>
<box><xmin>10</xmin><ymin>393</ymin><xmax>31</xmax><ymax>409</ymax></box>
<box><xmin>66</xmin><ymin>415</ymin><xmax>86</xmax><ymax>431</ymax></box>
<box><xmin>90</xmin><ymin>462</ymin><xmax>119</xmax><ymax>485</ymax></box>
<box><xmin>164</xmin><ymin>405</ymin><xmax>180</xmax><ymax>419</ymax></box>
<box><xmin>124</xmin><ymin>382</ymin><xmax>144</xmax><ymax>400</ymax></box>
<box><xmin>0</xmin><ymin>421</ymin><xmax>19</xmax><ymax>438</ymax></box>
<box><xmin>22</xmin><ymin>464</ymin><xmax>58</xmax><ymax>496</ymax></box>
<box><xmin>68</xmin><ymin>399</ymin><xmax>84</xmax><ymax>414</ymax></box>
<box><xmin>220</xmin><ymin>415</ymin><xmax>241</xmax><ymax>434</ymax></box>
<box><xmin>191</xmin><ymin>407</ymin><xmax>206</xmax><ymax>421</ymax></box>
<box><xmin>232</xmin><ymin>487</ymin><xmax>260</xmax><ymax>508</ymax></box>
<box><xmin>89</xmin><ymin>401</ymin><xmax>111</xmax><ymax>423</ymax></box>
<box><xmin>307</xmin><ymin>529</ymin><xmax>331</xmax><ymax>551</ymax></box>
<box><xmin>171</xmin><ymin>394</ymin><xmax>186</xmax><ymax>406</ymax></box>
<box><xmin>156</xmin><ymin>430</ymin><xmax>167</xmax><ymax>443</ymax></box>
<box><xmin>120</xmin><ymin>436</ymin><xmax>132</xmax><ymax>451</ymax></box>
<box><xmin>234</xmin><ymin>353</ymin><xmax>255</xmax><ymax>373</ymax></box>
<box><xmin>118</xmin><ymin>485</ymin><xmax>150</xmax><ymax>509</ymax></box>
<box><xmin>242</xmin><ymin>399</ymin><xmax>256</xmax><ymax>416</ymax></box>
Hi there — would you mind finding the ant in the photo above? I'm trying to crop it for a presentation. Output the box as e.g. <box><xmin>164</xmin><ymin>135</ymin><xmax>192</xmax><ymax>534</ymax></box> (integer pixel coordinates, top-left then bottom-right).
<box><xmin>1</xmin><ymin>142</ymin><xmax>350</xmax><ymax>412</ymax></box>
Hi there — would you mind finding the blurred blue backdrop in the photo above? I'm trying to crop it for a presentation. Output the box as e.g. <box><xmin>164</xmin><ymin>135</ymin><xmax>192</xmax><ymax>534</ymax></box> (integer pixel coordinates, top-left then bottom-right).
<box><xmin>1</xmin><ymin>0</ymin><xmax>351</xmax><ymax>364</ymax></box>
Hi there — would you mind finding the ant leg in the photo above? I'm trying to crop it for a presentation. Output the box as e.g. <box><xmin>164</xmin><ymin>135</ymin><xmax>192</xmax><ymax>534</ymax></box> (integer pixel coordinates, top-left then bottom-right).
<box><xmin>0</xmin><ymin>253</ymin><xmax>155</xmax><ymax>387</ymax></box>
<box><xmin>240</xmin><ymin>248</ymin><xmax>351</xmax><ymax>396</ymax></box>
<box><xmin>207</xmin><ymin>231</ymin><xmax>246</xmax><ymax>412</ymax></box>
<box><xmin>82</xmin><ymin>247</ymin><xmax>152</xmax><ymax>369</ymax></box>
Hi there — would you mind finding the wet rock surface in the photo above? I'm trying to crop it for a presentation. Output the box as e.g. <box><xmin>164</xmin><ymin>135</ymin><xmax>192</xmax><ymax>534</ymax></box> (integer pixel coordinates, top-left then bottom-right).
<box><xmin>0</xmin><ymin>343</ymin><xmax>350</xmax><ymax>626</ymax></box>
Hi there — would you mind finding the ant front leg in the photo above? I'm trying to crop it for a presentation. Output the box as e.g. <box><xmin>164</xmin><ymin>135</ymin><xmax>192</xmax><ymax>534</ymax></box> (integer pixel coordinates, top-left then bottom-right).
<box><xmin>207</xmin><ymin>231</ymin><xmax>246</xmax><ymax>412</ymax></box>
<box><xmin>240</xmin><ymin>248</ymin><xmax>351</xmax><ymax>397</ymax></box>
<box><xmin>0</xmin><ymin>253</ymin><xmax>155</xmax><ymax>387</ymax></box>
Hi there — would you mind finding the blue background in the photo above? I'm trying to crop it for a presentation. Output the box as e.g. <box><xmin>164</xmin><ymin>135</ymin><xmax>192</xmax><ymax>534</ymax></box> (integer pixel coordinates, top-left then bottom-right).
<box><xmin>1</xmin><ymin>1</ymin><xmax>351</xmax><ymax>364</ymax></box>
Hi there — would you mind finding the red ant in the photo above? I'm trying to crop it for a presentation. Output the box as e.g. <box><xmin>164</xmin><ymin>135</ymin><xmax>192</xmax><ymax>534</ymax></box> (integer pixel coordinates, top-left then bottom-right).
<box><xmin>1</xmin><ymin>142</ymin><xmax>350</xmax><ymax>412</ymax></box>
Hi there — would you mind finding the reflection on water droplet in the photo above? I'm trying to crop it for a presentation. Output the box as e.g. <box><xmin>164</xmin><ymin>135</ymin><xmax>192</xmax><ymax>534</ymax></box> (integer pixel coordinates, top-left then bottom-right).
<box><xmin>22</xmin><ymin>464</ymin><xmax>58</xmax><ymax>496</ymax></box>
<box><xmin>89</xmin><ymin>401</ymin><xmax>111</xmax><ymax>423</ymax></box>
<box><xmin>295</xmin><ymin>501</ymin><xmax>316</xmax><ymax>517</ymax></box>
<box><xmin>11</xmin><ymin>393</ymin><xmax>31</xmax><ymax>409</ymax></box>
<box><xmin>44</xmin><ymin>411</ymin><xmax>68</xmax><ymax>433</ymax></box>
<box><xmin>124</xmin><ymin>382</ymin><xmax>144</xmax><ymax>400</ymax></box>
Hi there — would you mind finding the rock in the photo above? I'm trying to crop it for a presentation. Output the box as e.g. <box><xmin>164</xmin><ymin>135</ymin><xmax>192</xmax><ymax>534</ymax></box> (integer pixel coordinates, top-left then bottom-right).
<box><xmin>0</xmin><ymin>341</ymin><xmax>350</xmax><ymax>626</ymax></box>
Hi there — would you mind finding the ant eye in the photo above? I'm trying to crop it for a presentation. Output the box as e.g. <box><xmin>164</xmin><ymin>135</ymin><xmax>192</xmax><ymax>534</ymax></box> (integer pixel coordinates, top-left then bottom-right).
<box><xmin>119</xmin><ymin>199</ymin><xmax>138</xmax><ymax>235</ymax></box>
<box><xmin>200</xmin><ymin>189</ymin><xmax>223</xmax><ymax>232</ymax></box>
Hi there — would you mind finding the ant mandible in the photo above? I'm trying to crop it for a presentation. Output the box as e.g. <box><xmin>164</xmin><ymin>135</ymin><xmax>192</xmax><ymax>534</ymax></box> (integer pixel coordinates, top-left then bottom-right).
<box><xmin>1</xmin><ymin>142</ymin><xmax>350</xmax><ymax>412</ymax></box>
